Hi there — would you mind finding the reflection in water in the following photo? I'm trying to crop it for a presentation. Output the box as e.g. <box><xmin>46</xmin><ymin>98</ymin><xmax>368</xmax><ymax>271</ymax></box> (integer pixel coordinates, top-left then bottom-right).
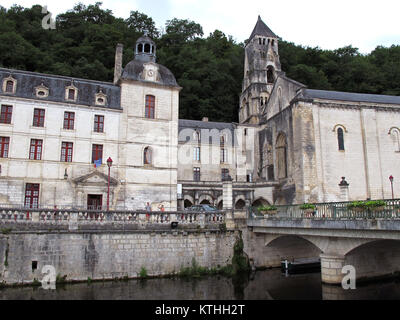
<box><xmin>0</xmin><ymin>269</ymin><xmax>399</xmax><ymax>300</ymax></box>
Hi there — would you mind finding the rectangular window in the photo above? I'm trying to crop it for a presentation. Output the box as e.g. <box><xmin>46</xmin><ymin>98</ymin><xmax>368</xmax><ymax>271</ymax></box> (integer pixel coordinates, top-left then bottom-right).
<box><xmin>63</xmin><ymin>111</ymin><xmax>75</xmax><ymax>130</ymax></box>
<box><xmin>94</xmin><ymin>115</ymin><xmax>104</xmax><ymax>133</ymax></box>
<box><xmin>6</xmin><ymin>81</ymin><xmax>14</xmax><ymax>93</ymax></box>
<box><xmin>0</xmin><ymin>105</ymin><xmax>12</xmax><ymax>124</ymax></box>
<box><xmin>92</xmin><ymin>144</ymin><xmax>103</xmax><ymax>163</ymax></box>
<box><xmin>145</xmin><ymin>95</ymin><xmax>155</xmax><ymax>119</ymax></box>
<box><xmin>220</xmin><ymin>148</ymin><xmax>227</xmax><ymax>163</ymax></box>
<box><xmin>193</xmin><ymin>167</ymin><xmax>200</xmax><ymax>182</ymax></box>
<box><xmin>29</xmin><ymin>139</ymin><xmax>43</xmax><ymax>160</ymax></box>
<box><xmin>60</xmin><ymin>142</ymin><xmax>73</xmax><ymax>162</ymax></box>
<box><xmin>194</xmin><ymin>147</ymin><xmax>200</xmax><ymax>161</ymax></box>
<box><xmin>24</xmin><ymin>183</ymin><xmax>40</xmax><ymax>209</ymax></box>
<box><xmin>0</xmin><ymin>137</ymin><xmax>9</xmax><ymax>158</ymax></box>
<box><xmin>33</xmin><ymin>108</ymin><xmax>45</xmax><ymax>127</ymax></box>
<box><xmin>221</xmin><ymin>168</ymin><xmax>230</xmax><ymax>180</ymax></box>
<box><xmin>68</xmin><ymin>89</ymin><xmax>75</xmax><ymax>100</ymax></box>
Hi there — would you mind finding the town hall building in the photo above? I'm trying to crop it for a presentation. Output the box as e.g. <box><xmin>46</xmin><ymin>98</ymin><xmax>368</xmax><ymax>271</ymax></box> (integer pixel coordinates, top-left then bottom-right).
<box><xmin>0</xmin><ymin>17</ymin><xmax>399</xmax><ymax>211</ymax></box>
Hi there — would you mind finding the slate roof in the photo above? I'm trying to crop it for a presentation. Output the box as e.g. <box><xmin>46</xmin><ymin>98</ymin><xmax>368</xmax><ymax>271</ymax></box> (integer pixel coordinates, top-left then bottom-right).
<box><xmin>299</xmin><ymin>89</ymin><xmax>400</xmax><ymax>105</ymax></box>
<box><xmin>0</xmin><ymin>68</ymin><xmax>121</xmax><ymax>110</ymax></box>
<box><xmin>179</xmin><ymin>119</ymin><xmax>236</xmax><ymax>145</ymax></box>
<box><xmin>121</xmin><ymin>60</ymin><xmax>179</xmax><ymax>88</ymax></box>
<box><xmin>249</xmin><ymin>16</ymin><xmax>278</xmax><ymax>41</ymax></box>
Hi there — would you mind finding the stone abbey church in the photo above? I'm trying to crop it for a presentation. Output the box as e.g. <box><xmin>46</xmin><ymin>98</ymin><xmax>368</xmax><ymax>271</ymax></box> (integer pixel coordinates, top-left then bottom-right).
<box><xmin>0</xmin><ymin>17</ymin><xmax>399</xmax><ymax>211</ymax></box>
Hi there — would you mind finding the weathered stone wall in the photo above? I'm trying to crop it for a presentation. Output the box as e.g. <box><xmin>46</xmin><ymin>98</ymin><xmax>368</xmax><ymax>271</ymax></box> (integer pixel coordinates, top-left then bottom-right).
<box><xmin>0</xmin><ymin>230</ymin><xmax>237</xmax><ymax>285</ymax></box>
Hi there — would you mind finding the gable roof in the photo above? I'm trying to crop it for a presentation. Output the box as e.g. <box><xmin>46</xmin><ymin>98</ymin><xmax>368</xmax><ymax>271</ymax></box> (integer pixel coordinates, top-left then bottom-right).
<box><xmin>249</xmin><ymin>16</ymin><xmax>278</xmax><ymax>41</ymax></box>
<box><xmin>299</xmin><ymin>89</ymin><xmax>400</xmax><ymax>105</ymax></box>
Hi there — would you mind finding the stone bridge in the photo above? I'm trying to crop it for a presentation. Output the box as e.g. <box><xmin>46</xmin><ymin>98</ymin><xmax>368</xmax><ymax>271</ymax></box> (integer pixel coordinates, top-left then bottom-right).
<box><xmin>244</xmin><ymin>199</ymin><xmax>400</xmax><ymax>284</ymax></box>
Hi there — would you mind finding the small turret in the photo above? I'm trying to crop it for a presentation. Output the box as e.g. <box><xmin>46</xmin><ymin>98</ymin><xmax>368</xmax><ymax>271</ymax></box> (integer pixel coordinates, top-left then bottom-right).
<box><xmin>135</xmin><ymin>32</ymin><xmax>156</xmax><ymax>63</ymax></box>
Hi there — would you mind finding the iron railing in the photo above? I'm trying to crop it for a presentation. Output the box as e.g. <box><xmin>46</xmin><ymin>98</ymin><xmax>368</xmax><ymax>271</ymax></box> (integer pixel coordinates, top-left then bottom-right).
<box><xmin>248</xmin><ymin>199</ymin><xmax>400</xmax><ymax>220</ymax></box>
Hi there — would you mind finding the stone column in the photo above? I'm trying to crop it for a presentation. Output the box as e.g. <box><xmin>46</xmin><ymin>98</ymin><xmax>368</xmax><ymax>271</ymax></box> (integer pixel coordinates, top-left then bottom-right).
<box><xmin>339</xmin><ymin>177</ymin><xmax>349</xmax><ymax>202</ymax></box>
<box><xmin>68</xmin><ymin>212</ymin><xmax>78</xmax><ymax>231</ymax></box>
<box><xmin>222</xmin><ymin>177</ymin><xmax>233</xmax><ymax>210</ymax></box>
<box><xmin>320</xmin><ymin>254</ymin><xmax>346</xmax><ymax>284</ymax></box>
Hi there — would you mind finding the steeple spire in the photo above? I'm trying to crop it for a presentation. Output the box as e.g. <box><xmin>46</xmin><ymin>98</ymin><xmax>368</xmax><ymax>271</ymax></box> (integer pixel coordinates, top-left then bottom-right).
<box><xmin>249</xmin><ymin>16</ymin><xmax>277</xmax><ymax>41</ymax></box>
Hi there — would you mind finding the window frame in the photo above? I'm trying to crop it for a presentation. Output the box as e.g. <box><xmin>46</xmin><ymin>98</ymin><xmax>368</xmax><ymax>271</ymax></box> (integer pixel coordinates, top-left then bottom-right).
<box><xmin>63</xmin><ymin>111</ymin><xmax>75</xmax><ymax>130</ymax></box>
<box><xmin>94</xmin><ymin>115</ymin><xmax>104</xmax><ymax>133</ymax></box>
<box><xmin>221</xmin><ymin>168</ymin><xmax>229</xmax><ymax>180</ymax></box>
<box><xmin>337</xmin><ymin>127</ymin><xmax>345</xmax><ymax>151</ymax></box>
<box><xmin>0</xmin><ymin>136</ymin><xmax>10</xmax><ymax>158</ymax></box>
<box><xmin>144</xmin><ymin>147</ymin><xmax>152</xmax><ymax>165</ymax></box>
<box><xmin>33</xmin><ymin>108</ymin><xmax>45</xmax><ymax>127</ymax></box>
<box><xmin>193</xmin><ymin>147</ymin><xmax>200</xmax><ymax>162</ymax></box>
<box><xmin>91</xmin><ymin>144</ymin><xmax>103</xmax><ymax>163</ymax></box>
<box><xmin>24</xmin><ymin>183</ymin><xmax>40</xmax><ymax>209</ymax></box>
<box><xmin>60</xmin><ymin>141</ymin><xmax>73</xmax><ymax>162</ymax></box>
<box><xmin>29</xmin><ymin>139</ymin><xmax>43</xmax><ymax>160</ymax></box>
<box><xmin>0</xmin><ymin>105</ymin><xmax>13</xmax><ymax>124</ymax></box>
<box><xmin>145</xmin><ymin>95</ymin><xmax>155</xmax><ymax>119</ymax></box>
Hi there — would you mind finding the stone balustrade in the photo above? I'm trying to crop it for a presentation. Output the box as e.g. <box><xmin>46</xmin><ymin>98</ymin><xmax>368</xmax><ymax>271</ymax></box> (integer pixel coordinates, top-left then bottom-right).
<box><xmin>0</xmin><ymin>207</ymin><xmax>226</xmax><ymax>231</ymax></box>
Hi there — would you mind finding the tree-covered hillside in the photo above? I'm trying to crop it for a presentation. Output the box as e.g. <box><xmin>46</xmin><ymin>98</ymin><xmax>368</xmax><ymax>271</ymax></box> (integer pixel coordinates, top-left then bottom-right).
<box><xmin>1</xmin><ymin>3</ymin><xmax>400</xmax><ymax>123</ymax></box>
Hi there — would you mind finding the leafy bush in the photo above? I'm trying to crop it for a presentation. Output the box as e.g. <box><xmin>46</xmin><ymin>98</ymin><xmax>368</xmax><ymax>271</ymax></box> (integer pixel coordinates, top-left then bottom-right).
<box><xmin>139</xmin><ymin>267</ymin><xmax>148</xmax><ymax>278</ymax></box>
<box><xmin>347</xmin><ymin>200</ymin><xmax>385</xmax><ymax>209</ymax></box>
<box><xmin>365</xmin><ymin>200</ymin><xmax>385</xmax><ymax>208</ymax></box>
<box><xmin>300</xmin><ymin>203</ymin><xmax>316</xmax><ymax>210</ymax></box>
<box><xmin>258</xmin><ymin>205</ymin><xmax>277</xmax><ymax>212</ymax></box>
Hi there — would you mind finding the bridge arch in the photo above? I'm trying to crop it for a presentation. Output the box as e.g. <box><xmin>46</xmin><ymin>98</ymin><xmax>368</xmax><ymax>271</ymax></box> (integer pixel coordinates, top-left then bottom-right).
<box><xmin>343</xmin><ymin>239</ymin><xmax>400</xmax><ymax>281</ymax></box>
<box><xmin>264</xmin><ymin>235</ymin><xmax>323</xmax><ymax>265</ymax></box>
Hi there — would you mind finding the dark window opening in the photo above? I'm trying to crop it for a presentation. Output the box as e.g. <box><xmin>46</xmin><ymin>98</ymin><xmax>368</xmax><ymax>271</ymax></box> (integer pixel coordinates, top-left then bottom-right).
<box><xmin>144</xmin><ymin>44</ymin><xmax>151</xmax><ymax>53</ymax></box>
<box><xmin>193</xmin><ymin>167</ymin><xmax>200</xmax><ymax>182</ymax></box>
<box><xmin>6</xmin><ymin>80</ymin><xmax>14</xmax><ymax>93</ymax></box>
<box><xmin>68</xmin><ymin>89</ymin><xmax>75</xmax><ymax>100</ymax></box>
<box><xmin>263</xmin><ymin>38</ymin><xmax>266</xmax><ymax>45</ymax></box>
<box><xmin>246</xmin><ymin>173</ymin><xmax>253</xmax><ymax>182</ymax></box>
<box><xmin>259</xmin><ymin>38</ymin><xmax>261</xmax><ymax>45</ymax></box>
<box><xmin>221</xmin><ymin>168</ymin><xmax>229</xmax><ymax>181</ymax></box>
<box><xmin>138</xmin><ymin>43</ymin><xmax>143</xmax><ymax>52</ymax></box>
<box><xmin>267</xmin><ymin>67</ymin><xmax>274</xmax><ymax>84</ymax></box>
<box><xmin>267</xmin><ymin>165</ymin><xmax>275</xmax><ymax>181</ymax></box>
<box><xmin>32</xmin><ymin>261</ymin><xmax>38</xmax><ymax>271</ymax></box>
<box><xmin>144</xmin><ymin>147</ymin><xmax>152</xmax><ymax>165</ymax></box>
<box><xmin>337</xmin><ymin>128</ymin><xmax>345</xmax><ymax>151</ymax></box>
<box><xmin>87</xmin><ymin>194</ymin><xmax>102</xmax><ymax>210</ymax></box>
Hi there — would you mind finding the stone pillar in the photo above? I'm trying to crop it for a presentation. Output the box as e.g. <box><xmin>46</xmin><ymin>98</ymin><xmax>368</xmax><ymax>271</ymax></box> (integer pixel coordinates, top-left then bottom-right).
<box><xmin>68</xmin><ymin>212</ymin><xmax>78</xmax><ymax>231</ymax></box>
<box><xmin>320</xmin><ymin>254</ymin><xmax>346</xmax><ymax>284</ymax></box>
<box><xmin>339</xmin><ymin>177</ymin><xmax>349</xmax><ymax>202</ymax></box>
<box><xmin>222</xmin><ymin>177</ymin><xmax>233</xmax><ymax>210</ymax></box>
<box><xmin>113</xmin><ymin>43</ymin><xmax>123</xmax><ymax>84</ymax></box>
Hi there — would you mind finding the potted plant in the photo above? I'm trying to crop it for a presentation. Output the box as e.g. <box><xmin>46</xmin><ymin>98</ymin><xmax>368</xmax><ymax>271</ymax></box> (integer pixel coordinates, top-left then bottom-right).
<box><xmin>365</xmin><ymin>200</ymin><xmax>385</xmax><ymax>212</ymax></box>
<box><xmin>347</xmin><ymin>201</ymin><xmax>367</xmax><ymax>212</ymax></box>
<box><xmin>300</xmin><ymin>203</ymin><xmax>316</xmax><ymax>216</ymax></box>
<box><xmin>258</xmin><ymin>205</ymin><xmax>278</xmax><ymax>216</ymax></box>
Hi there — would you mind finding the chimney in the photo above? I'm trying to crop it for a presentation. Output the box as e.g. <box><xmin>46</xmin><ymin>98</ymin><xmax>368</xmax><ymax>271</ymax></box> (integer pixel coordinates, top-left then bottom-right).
<box><xmin>113</xmin><ymin>43</ymin><xmax>123</xmax><ymax>85</ymax></box>
<box><xmin>202</xmin><ymin>117</ymin><xmax>208</xmax><ymax>122</ymax></box>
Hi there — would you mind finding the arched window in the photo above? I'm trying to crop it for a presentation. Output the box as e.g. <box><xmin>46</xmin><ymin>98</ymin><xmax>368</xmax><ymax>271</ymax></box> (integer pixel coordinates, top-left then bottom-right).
<box><xmin>138</xmin><ymin>43</ymin><xmax>143</xmax><ymax>53</ymax></box>
<box><xmin>337</xmin><ymin>128</ymin><xmax>345</xmax><ymax>151</ymax></box>
<box><xmin>278</xmin><ymin>87</ymin><xmax>282</xmax><ymax>112</ymax></box>
<box><xmin>144</xmin><ymin>43</ymin><xmax>150</xmax><ymax>53</ymax></box>
<box><xmin>267</xmin><ymin>66</ymin><xmax>274</xmax><ymax>84</ymax></box>
<box><xmin>145</xmin><ymin>95</ymin><xmax>155</xmax><ymax>119</ymax></box>
<box><xmin>276</xmin><ymin>133</ymin><xmax>287</xmax><ymax>179</ymax></box>
<box><xmin>3</xmin><ymin>77</ymin><xmax>17</xmax><ymax>94</ymax></box>
<box><xmin>144</xmin><ymin>147</ymin><xmax>152</xmax><ymax>165</ymax></box>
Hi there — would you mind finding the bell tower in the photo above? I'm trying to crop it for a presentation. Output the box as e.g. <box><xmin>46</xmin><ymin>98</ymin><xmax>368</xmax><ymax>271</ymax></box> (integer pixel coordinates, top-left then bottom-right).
<box><xmin>239</xmin><ymin>16</ymin><xmax>281</xmax><ymax>124</ymax></box>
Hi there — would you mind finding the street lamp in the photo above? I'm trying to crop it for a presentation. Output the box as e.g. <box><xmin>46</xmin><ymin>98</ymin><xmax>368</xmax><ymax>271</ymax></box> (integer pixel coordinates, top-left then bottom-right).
<box><xmin>389</xmin><ymin>175</ymin><xmax>394</xmax><ymax>200</ymax></box>
<box><xmin>107</xmin><ymin>157</ymin><xmax>113</xmax><ymax>211</ymax></box>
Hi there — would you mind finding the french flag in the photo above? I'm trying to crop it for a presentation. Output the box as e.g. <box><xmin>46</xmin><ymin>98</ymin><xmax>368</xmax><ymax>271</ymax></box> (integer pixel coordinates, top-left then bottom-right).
<box><xmin>94</xmin><ymin>159</ymin><xmax>102</xmax><ymax>168</ymax></box>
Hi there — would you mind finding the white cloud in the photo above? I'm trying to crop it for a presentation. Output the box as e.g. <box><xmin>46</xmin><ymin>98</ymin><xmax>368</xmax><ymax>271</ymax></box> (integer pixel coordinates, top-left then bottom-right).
<box><xmin>1</xmin><ymin>0</ymin><xmax>399</xmax><ymax>53</ymax></box>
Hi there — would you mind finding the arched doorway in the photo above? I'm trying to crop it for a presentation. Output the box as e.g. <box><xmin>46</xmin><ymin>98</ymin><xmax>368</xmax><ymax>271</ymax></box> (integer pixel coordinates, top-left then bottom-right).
<box><xmin>184</xmin><ymin>199</ymin><xmax>193</xmax><ymax>208</ymax></box>
<box><xmin>200</xmin><ymin>199</ymin><xmax>211</xmax><ymax>205</ymax></box>
<box><xmin>252</xmin><ymin>198</ymin><xmax>269</xmax><ymax>207</ymax></box>
<box><xmin>235</xmin><ymin>199</ymin><xmax>246</xmax><ymax>210</ymax></box>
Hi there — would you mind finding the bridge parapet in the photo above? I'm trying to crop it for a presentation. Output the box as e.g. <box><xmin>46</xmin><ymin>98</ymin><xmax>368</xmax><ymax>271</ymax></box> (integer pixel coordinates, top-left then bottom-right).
<box><xmin>248</xmin><ymin>198</ymin><xmax>400</xmax><ymax>220</ymax></box>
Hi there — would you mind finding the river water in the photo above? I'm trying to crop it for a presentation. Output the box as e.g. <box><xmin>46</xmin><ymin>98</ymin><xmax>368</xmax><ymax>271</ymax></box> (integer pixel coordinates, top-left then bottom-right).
<box><xmin>1</xmin><ymin>269</ymin><xmax>399</xmax><ymax>300</ymax></box>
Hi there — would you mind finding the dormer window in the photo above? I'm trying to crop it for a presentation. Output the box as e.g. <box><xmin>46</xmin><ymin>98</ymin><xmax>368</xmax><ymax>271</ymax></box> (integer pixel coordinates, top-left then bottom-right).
<box><xmin>65</xmin><ymin>84</ymin><xmax>78</xmax><ymax>102</ymax></box>
<box><xmin>35</xmin><ymin>83</ymin><xmax>49</xmax><ymax>98</ymax></box>
<box><xmin>95</xmin><ymin>91</ymin><xmax>107</xmax><ymax>106</ymax></box>
<box><xmin>2</xmin><ymin>76</ymin><xmax>17</xmax><ymax>94</ymax></box>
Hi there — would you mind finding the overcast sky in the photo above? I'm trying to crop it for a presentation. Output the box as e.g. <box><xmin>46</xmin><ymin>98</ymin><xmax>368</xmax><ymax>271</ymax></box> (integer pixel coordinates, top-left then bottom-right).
<box><xmin>2</xmin><ymin>0</ymin><xmax>400</xmax><ymax>53</ymax></box>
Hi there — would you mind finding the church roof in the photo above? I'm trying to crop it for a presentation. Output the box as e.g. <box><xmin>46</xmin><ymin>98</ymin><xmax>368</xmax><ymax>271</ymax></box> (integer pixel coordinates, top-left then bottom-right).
<box><xmin>249</xmin><ymin>16</ymin><xmax>278</xmax><ymax>41</ymax></box>
<box><xmin>299</xmin><ymin>89</ymin><xmax>400</xmax><ymax>105</ymax></box>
